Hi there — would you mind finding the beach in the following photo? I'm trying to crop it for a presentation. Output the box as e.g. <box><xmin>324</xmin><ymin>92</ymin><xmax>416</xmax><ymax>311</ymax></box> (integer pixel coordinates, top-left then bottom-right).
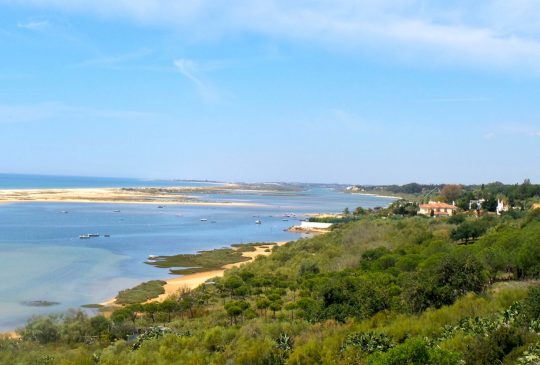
<box><xmin>0</xmin><ymin>178</ymin><xmax>396</xmax><ymax>331</ymax></box>
<box><xmin>101</xmin><ymin>241</ymin><xmax>288</xmax><ymax>306</ymax></box>
<box><xmin>0</xmin><ymin>187</ymin><xmax>262</xmax><ymax>207</ymax></box>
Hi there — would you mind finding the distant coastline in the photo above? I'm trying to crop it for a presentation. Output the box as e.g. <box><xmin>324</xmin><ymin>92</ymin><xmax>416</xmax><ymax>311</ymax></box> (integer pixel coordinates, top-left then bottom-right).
<box><xmin>0</xmin><ymin>187</ymin><xmax>267</xmax><ymax>207</ymax></box>
<box><xmin>349</xmin><ymin>191</ymin><xmax>403</xmax><ymax>200</ymax></box>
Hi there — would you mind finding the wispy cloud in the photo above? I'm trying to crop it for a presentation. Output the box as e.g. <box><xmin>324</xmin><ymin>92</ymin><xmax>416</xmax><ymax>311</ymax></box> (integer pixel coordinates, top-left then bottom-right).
<box><xmin>17</xmin><ymin>19</ymin><xmax>49</xmax><ymax>31</ymax></box>
<box><xmin>173</xmin><ymin>59</ymin><xmax>220</xmax><ymax>102</ymax></box>
<box><xmin>75</xmin><ymin>48</ymin><xmax>153</xmax><ymax>68</ymax></box>
<box><xmin>5</xmin><ymin>1</ymin><xmax>540</xmax><ymax>72</ymax></box>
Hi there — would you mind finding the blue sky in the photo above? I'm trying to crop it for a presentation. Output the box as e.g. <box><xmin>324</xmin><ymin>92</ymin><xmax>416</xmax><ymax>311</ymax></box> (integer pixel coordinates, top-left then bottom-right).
<box><xmin>0</xmin><ymin>1</ymin><xmax>539</xmax><ymax>184</ymax></box>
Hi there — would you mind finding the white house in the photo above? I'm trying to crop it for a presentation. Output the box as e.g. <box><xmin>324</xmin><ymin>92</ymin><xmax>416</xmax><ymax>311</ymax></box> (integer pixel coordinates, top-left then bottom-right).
<box><xmin>496</xmin><ymin>199</ymin><xmax>509</xmax><ymax>215</ymax></box>
<box><xmin>469</xmin><ymin>199</ymin><xmax>485</xmax><ymax>210</ymax></box>
<box><xmin>300</xmin><ymin>221</ymin><xmax>333</xmax><ymax>230</ymax></box>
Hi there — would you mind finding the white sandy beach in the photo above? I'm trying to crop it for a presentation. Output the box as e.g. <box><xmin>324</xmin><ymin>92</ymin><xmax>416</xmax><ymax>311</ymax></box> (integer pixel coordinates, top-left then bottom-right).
<box><xmin>0</xmin><ymin>187</ymin><xmax>262</xmax><ymax>207</ymax></box>
<box><xmin>101</xmin><ymin>241</ymin><xmax>288</xmax><ymax>306</ymax></box>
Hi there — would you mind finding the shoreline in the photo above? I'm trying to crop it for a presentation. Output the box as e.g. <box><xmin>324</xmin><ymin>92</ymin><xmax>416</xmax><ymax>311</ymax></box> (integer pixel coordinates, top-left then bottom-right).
<box><xmin>1</xmin><ymin>241</ymin><xmax>292</xmax><ymax>336</ymax></box>
<box><xmin>0</xmin><ymin>187</ymin><xmax>264</xmax><ymax>207</ymax></box>
<box><xmin>0</xmin><ymin>199</ymin><xmax>261</xmax><ymax>207</ymax></box>
<box><xmin>349</xmin><ymin>192</ymin><xmax>402</xmax><ymax>200</ymax></box>
<box><xmin>100</xmin><ymin>241</ymin><xmax>289</xmax><ymax>307</ymax></box>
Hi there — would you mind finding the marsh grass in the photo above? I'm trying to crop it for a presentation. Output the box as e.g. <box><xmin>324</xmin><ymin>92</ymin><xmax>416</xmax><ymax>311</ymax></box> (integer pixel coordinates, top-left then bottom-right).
<box><xmin>116</xmin><ymin>280</ymin><xmax>166</xmax><ymax>305</ymax></box>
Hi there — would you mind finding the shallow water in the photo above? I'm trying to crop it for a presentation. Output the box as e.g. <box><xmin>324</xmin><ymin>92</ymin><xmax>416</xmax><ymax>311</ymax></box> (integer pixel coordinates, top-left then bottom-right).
<box><xmin>0</xmin><ymin>176</ymin><xmax>397</xmax><ymax>330</ymax></box>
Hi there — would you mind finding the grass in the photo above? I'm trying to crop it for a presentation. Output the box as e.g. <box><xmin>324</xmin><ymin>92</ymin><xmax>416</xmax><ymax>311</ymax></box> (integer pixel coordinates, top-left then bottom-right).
<box><xmin>115</xmin><ymin>280</ymin><xmax>166</xmax><ymax>305</ymax></box>
<box><xmin>20</xmin><ymin>300</ymin><xmax>60</xmax><ymax>307</ymax></box>
<box><xmin>80</xmin><ymin>304</ymin><xmax>104</xmax><ymax>309</ymax></box>
<box><xmin>231</xmin><ymin>242</ymin><xmax>276</xmax><ymax>252</ymax></box>
<box><xmin>146</xmin><ymin>248</ymin><xmax>251</xmax><ymax>275</ymax></box>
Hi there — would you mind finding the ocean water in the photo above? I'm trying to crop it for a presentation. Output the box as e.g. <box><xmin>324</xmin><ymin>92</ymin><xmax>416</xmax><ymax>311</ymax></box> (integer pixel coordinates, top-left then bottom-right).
<box><xmin>0</xmin><ymin>174</ymin><xmax>397</xmax><ymax>330</ymax></box>
<box><xmin>0</xmin><ymin>173</ymin><xmax>214</xmax><ymax>189</ymax></box>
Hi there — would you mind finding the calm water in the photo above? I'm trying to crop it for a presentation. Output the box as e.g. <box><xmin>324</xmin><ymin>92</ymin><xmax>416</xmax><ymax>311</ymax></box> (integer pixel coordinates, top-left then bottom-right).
<box><xmin>0</xmin><ymin>174</ymin><xmax>396</xmax><ymax>330</ymax></box>
<box><xmin>0</xmin><ymin>173</ymin><xmax>215</xmax><ymax>189</ymax></box>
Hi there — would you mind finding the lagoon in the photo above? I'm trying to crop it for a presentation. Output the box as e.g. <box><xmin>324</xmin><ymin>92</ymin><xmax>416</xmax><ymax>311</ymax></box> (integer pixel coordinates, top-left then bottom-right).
<box><xmin>0</xmin><ymin>175</ymin><xmax>397</xmax><ymax>330</ymax></box>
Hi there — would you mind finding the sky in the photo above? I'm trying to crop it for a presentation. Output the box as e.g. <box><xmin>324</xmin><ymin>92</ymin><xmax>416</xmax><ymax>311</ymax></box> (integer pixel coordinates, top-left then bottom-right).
<box><xmin>0</xmin><ymin>1</ymin><xmax>539</xmax><ymax>185</ymax></box>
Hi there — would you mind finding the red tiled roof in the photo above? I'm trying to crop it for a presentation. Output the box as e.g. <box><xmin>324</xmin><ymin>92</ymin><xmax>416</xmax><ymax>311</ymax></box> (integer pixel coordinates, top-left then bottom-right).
<box><xmin>419</xmin><ymin>202</ymin><xmax>457</xmax><ymax>209</ymax></box>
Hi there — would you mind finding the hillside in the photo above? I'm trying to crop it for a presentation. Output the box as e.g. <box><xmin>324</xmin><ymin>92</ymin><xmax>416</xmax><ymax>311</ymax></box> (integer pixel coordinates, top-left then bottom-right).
<box><xmin>3</xmin><ymin>209</ymin><xmax>540</xmax><ymax>364</ymax></box>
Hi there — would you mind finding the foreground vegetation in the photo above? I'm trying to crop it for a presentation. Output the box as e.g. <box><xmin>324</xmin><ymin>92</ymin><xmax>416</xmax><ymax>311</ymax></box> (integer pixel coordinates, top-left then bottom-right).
<box><xmin>145</xmin><ymin>243</ymin><xmax>274</xmax><ymax>275</ymax></box>
<box><xmin>4</xmin><ymin>204</ymin><xmax>540</xmax><ymax>364</ymax></box>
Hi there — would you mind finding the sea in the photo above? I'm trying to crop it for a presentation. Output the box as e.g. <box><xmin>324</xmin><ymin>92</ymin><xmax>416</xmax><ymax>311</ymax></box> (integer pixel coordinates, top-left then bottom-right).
<box><xmin>0</xmin><ymin>174</ymin><xmax>397</xmax><ymax>330</ymax></box>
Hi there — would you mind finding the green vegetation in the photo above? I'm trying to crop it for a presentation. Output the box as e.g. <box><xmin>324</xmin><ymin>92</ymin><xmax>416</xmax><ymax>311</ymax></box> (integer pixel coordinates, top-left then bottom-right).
<box><xmin>353</xmin><ymin>179</ymin><xmax>540</xmax><ymax>209</ymax></box>
<box><xmin>231</xmin><ymin>242</ymin><xmax>276</xmax><ymax>252</ymax></box>
<box><xmin>5</xmin><ymin>198</ymin><xmax>540</xmax><ymax>364</ymax></box>
<box><xmin>115</xmin><ymin>280</ymin><xmax>166</xmax><ymax>305</ymax></box>
<box><xmin>20</xmin><ymin>301</ymin><xmax>60</xmax><ymax>307</ymax></box>
<box><xmin>147</xmin><ymin>248</ymin><xmax>252</xmax><ymax>275</ymax></box>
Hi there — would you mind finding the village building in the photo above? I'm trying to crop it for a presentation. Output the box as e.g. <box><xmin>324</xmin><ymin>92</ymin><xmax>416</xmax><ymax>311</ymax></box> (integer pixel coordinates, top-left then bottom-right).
<box><xmin>469</xmin><ymin>199</ymin><xmax>485</xmax><ymax>210</ymax></box>
<box><xmin>418</xmin><ymin>201</ymin><xmax>457</xmax><ymax>217</ymax></box>
<box><xmin>496</xmin><ymin>199</ymin><xmax>509</xmax><ymax>215</ymax></box>
<box><xmin>299</xmin><ymin>221</ymin><xmax>333</xmax><ymax>230</ymax></box>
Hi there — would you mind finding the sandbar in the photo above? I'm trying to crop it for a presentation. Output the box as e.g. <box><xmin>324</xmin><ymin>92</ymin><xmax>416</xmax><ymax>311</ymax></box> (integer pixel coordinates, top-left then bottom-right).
<box><xmin>0</xmin><ymin>187</ymin><xmax>263</xmax><ymax>207</ymax></box>
<box><xmin>101</xmin><ymin>241</ymin><xmax>288</xmax><ymax>306</ymax></box>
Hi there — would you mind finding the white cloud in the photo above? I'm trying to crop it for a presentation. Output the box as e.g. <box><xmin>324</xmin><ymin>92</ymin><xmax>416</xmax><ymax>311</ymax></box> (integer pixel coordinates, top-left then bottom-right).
<box><xmin>4</xmin><ymin>1</ymin><xmax>540</xmax><ymax>71</ymax></box>
<box><xmin>173</xmin><ymin>59</ymin><xmax>220</xmax><ymax>102</ymax></box>
<box><xmin>75</xmin><ymin>48</ymin><xmax>153</xmax><ymax>68</ymax></box>
<box><xmin>17</xmin><ymin>19</ymin><xmax>49</xmax><ymax>30</ymax></box>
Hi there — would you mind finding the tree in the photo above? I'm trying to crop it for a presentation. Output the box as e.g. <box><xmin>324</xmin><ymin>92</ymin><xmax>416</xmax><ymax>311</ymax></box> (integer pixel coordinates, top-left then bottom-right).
<box><xmin>223</xmin><ymin>276</ymin><xmax>243</xmax><ymax>298</ymax></box>
<box><xmin>451</xmin><ymin>221</ymin><xmax>487</xmax><ymax>244</ymax></box>
<box><xmin>111</xmin><ymin>306</ymin><xmax>138</xmax><ymax>324</ymax></box>
<box><xmin>353</xmin><ymin>207</ymin><xmax>365</xmax><ymax>216</ymax></box>
<box><xmin>90</xmin><ymin>315</ymin><xmax>110</xmax><ymax>336</ymax></box>
<box><xmin>441</xmin><ymin>184</ymin><xmax>463</xmax><ymax>203</ymax></box>
<box><xmin>269</xmin><ymin>300</ymin><xmax>283</xmax><ymax>320</ymax></box>
<box><xmin>159</xmin><ymin>300</ymin><xmax>177</xmax><ymax>322</ymax></box>
<box><xmin>224</xmin><ymin>300</ymin><xmax>249</xmax><ymax>325</ymax></box>
<box><xmin>20</xmin><ymin>315</ymin><xmax>60</xmax><ymax>344</ymax></box>
<box><xmin>179</xmin><ymin>294</ymin><xmax>195</xmax><ymax>318</ymax></box>
<box><xmin>256</xmin><ymin>298</ymin><xmax>271</xmax><ymax>319</ymax></box>
<box><xmin>142</xmin><ymin>303</ymin><xmax>159</xmax><ymax>323</ymax></box>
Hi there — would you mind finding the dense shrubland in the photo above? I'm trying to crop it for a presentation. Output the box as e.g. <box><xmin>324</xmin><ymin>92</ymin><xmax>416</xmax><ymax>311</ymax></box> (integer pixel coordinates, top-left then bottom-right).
<box><xmin>3</xmin><ymin>208</ymin><xmax>540</xmax><ymax>364</ymax></box>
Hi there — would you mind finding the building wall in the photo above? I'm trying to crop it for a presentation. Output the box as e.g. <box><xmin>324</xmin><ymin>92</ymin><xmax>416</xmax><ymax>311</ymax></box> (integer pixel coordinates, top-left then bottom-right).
<box><xmin>300</xmin><ymin>221</ymin><xmax>333</xmax><ymax>229</ymax></box>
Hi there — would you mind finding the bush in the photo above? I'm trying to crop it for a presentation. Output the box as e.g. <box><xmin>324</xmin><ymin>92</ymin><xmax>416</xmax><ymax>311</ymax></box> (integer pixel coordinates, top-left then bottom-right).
<box><xmin>368</xmin><ymin>338</ymin><xmax>459</xmax><ymax>365</ymax></box>
<box><xmin>20</xmin><ymin>315</ymin><xmax>60</xmax><ymax>344</ymax></box>
<box><xmin>464</xmin><ymin>326</ymin><xmax>527</xmax><ymax>364</ymax></box>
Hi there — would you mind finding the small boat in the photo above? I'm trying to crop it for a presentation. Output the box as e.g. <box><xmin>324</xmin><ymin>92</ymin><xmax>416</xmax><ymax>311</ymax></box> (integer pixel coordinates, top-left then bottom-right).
<box><xmin>200</xmin><ymin>218</ymin><xmax>208</xmax><ymax>222</ymax></box>
<box><xmin>61</xmin><ymin>210</ymin><xmax>68</xmax><ymax>214</ymax></box>
<box><xmin>282</xmin><ymin>219</ymin><xmax>289</xmax><ymax>221</ymax></box>
<box><xmin>79</xmin><ymin>234</ymin><xmax>91</xmax><ymax>239</ymax></box>
<box><xmin>255</xmin><ymin>220</ymin><xmax>262</xmax><ymax>224</ymax></box>
<box><xmin>157</xmin><ymin>206</ymin><xmax>164</xmax><ymax>209</ymax></box>
<box><xmin>113</xmin><ymin>210</ymin><xmax>121</xmax><ymax>213</ymax></box>
<box><xmin>88</xmin><ymin>233</ymin><xmax>100</xmax><ymax>237</ymax></box>
<box><xmin>104</xmin><ymin>234</ymin><xmax>110</xmax><ymax>238</ymax></box>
